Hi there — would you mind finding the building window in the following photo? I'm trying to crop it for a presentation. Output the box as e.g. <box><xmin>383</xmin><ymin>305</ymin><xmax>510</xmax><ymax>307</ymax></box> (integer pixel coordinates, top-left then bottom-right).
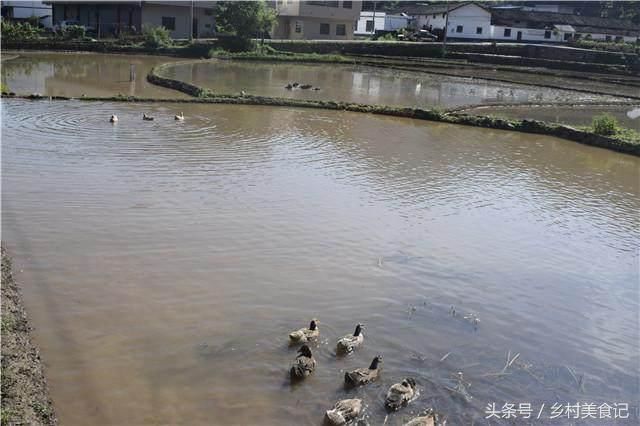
<box><xmin>504</xmin><ymin>28</ymin><xmax>511</xmax><ymax>37</ymax></box>
<box><xmin>336</xmin><ymin>23</ymin><xmax>346</xmax><ymax>35</ymax></box>
<box><xmin>605</xmin><ymin>35</ymin><xmax>611</xmax><ymax>41</ymax></box>
<box><xmin>204</xmin><ymin>8</ymin><xmax>213</xmax><ymax>16</ymax></box>
<box><xmin>442</xmin><ymin>13</ymin><xmax>445</xmax><ymax>18</ymax></box>
<box><xmin>320</xmin><ymin>23</ymin><xmax>330</xmax><ymax>34</ymax></box>
<box><xmin>456</xmin><ymin>25</ymin><xmax>463</xmax><ymax>33</ymax></box>
<box><xmin>365</xmin><ymin>20</ymin><xmax>374</xmax><ymax>32</ymax></box>
<box><xmin>563</xmin><ymin>32</ymin><xmax>572</xmax><ymax>40</ymax></box>
<box><xmin>476</xmin><ymin>26</ymin><xmax>482</xmax><ymax>34</ymax></box>
<box><xmin>161</xmin><ymin>17</ymin><xmax>175</xmax><ymax>31</ymax></box>
<box><xmin>614</xmin><ymin>35</ymin><xmax>623</xmax><ymax>42</ymax></box>
<box><xmin>343</xmin><ymin>1</ymin><xmax>352</xmax><ymax>8</ymax></box>
<box><xmin>433</xmin><ymin>14</ymin><xmax>436</xmax><ymax>18</ymax></box>
<box><xmin>295</xmin><ymin>21</ymin><xmax>302</xmax><ymax>33</ymax></box>
<box><xmin>544</xmin><ymin>30</ymin><xmax>551</xmax><ymax>39</ymax></box>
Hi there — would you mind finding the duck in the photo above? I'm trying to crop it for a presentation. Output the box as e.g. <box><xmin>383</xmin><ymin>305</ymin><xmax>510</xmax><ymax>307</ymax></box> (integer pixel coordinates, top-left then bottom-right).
<box><xmin>285</xmin><ymin>83</ymin><xmax>293</xmax><ymax>90</ymax></box>
<box><xmin>289</xmin><ymin>319</ymin><xmax>319</xmax><ymax>343</ymax></box>
<box><xmin>143</xmin><ymin>113</ymin><xmax>154</xmax><ymax>121</ymax></box>
<box><xmin>385</xmin><ymin>378</ymin><xmax>417</xmax><ymax>411</ymax></box>
<box><xmin>312</xmin><ymin>87</ymin><xmax>321</xmax><ymax>91</ymax></box>
<box><xmin>300</xmin><ymin>84</ymin><xmax>312</xmax><ymax>89</ymax></box>
<box><xmin>292</xmin><ymin>82</ymin><xmax>299</xmax><ymax>87</ymax></box>
<box><xmin>109</xmin><ymin>115</ymin><xmax>118</xmax><ymax>123</ymax></box>
<box><xmin>240</xmin><ymin>90</ymin><xmax>247</xmax><ymax>97</ymax></box>
<box><xmin>289</xmin><ymin>344</ymin><xmax>316</xmax><ymax>380</ymax></box>
<box><xmin>336</xmin><ymin>324</ymin><xmax>364</xmax><ymax>355</ymax></box>
<box><xmin>404</xmin><ymin>409</ymin><xmax>445</xmax><ymax>426</ymax></box>
<box><xmin>325</xmin><ymin>398</ymin><xmax>362</xmax><ymax>426</ymax></box>
<box><xmin>344</xmin><ymin>355</ymin><xmax>382</xmax><ymax>387</ymax></box>
<box><xmin>174</xmin><ymin>112</ymin><xmax>184</xmax><ymax>121</ymax></box>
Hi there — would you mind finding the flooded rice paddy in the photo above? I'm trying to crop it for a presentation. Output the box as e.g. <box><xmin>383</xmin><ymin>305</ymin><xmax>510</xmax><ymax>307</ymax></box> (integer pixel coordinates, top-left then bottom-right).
<box><xmin>2</xmin><ymin>96</ymin><xmax>638</xmax><ymax>425</ymax></box>
<box><xmin>161</xmin><ymin>59</ymin><xmax>625</xmax><ymax>108</ymax></box>
<box><xmin>2</xmin><ymin>52</ymin><xmax>640</xmax><ymax>425</ymax></box>
<box><xmin>1</xmin><ymin>52</ymin><xmax>186</xmax><ymax>98</ymax></box>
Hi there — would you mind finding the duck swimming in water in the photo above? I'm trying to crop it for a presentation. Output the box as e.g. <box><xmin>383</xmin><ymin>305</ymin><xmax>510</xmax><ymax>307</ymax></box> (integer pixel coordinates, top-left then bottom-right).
<box><xmin>174</xmin><ymin>112</ymin><xmax>184</xmax><ymax>121</ymax></box>
<box><xmin>292</xmin><ymin>82</ymin><xmax>299</xmax><ymax>87</ymax></box>
<box><xmin>344</xmin><ymin>355</ymin><xmax>381</xmax><ymax>387</ymax></box>
<box><xmin>325</xmin><ymin>398</ymin><xmax>362</xmax><ymax>426</ymax></box>
<box><xmin>289</xmin><ymin>344</ymin><xmax>316</xmax><ymax>380</ymax></box>
<box><xmin>385</xmin><ymin>378</ymin><xmax>417</xmax><ymax>411</ymax></box>
<box><xmin>300</xmin><ymin>84</ymin><xmax>312</xmax><ymax>89</ymax></box>
<box><xmin>285</xmin><ymin>83</ymin><xmax>293</xmax><ymax>90</ymax></box>
<box><xmin>289</xmin><ymin>319</ymin><xmax>319</xmax><ymax>343</ymax></box>
<box><xmin>336</xmin><ymin>324</ymin><xmax>364</xmax><ymax>355</ymax></box>
<box><xmin>404</xmin><ymin>409</ymin><xmax>445</xmax><ymax>426</ymax></box>
<box><xmin>143</xmin><ymin>113</ymin><xmax>154</xmax><ymax>121</ymax></box>
<box><xmin>109</xmin><ymin>115</ymin><xmax>118</xmax><ymax>123</ymax></box>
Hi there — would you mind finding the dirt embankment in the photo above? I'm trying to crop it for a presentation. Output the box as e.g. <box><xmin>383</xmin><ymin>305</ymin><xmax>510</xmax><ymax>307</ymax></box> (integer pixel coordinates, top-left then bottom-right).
<box><xmin>1</xmin><ymin>246</ymin><xmax>57</xmax><ymax>425</ymax></box>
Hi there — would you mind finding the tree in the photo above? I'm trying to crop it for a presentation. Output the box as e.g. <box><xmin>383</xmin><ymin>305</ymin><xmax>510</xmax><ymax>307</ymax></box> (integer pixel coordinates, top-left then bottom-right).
<box><xmin>215</xmin><ymin>1</ymin><xmax>276</xmax><ymax>41</ymax></box>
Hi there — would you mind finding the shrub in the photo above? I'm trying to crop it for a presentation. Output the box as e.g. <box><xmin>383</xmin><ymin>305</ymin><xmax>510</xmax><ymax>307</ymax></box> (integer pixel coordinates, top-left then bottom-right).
<box><xmin>59</xmin><ymin>25</ymin><xmax>85</xmax><ymax>40</ymax></box>
<box><xmin>592</xmin><ymin>114</ymin><xmax>618</xmax><ymax>136</ymax></box>
<box><xmin>0</xmin><ymin>21</ymin><xmax>40</xmax><ymax>41</ymax></box>
<box><xmin>217</xmin><ymin>36</ymin><xmax>255</xmax><ymax>52</ymax></box>
<box><xmin>142</xmin><ymin>25</ymin><xmax>172</xmax><ymax>48</ymax></box>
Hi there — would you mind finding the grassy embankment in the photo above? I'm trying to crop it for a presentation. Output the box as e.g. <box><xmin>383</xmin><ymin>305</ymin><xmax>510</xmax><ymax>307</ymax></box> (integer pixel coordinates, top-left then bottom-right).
<box><xmin>1</xmin><ymin>246</ymin><xmax>57</xmax><ymax>426</ymax></box>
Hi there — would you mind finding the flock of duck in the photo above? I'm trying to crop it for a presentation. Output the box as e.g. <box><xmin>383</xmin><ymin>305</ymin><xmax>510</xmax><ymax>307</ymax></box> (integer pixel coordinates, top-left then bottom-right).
<box><xmin>285</xmin><ymin>82</ymin><xmax>321</xmax><ymax>91</ymax></box>
<box><xmin>288</xmin><ymin>320</ymin><xmax>444</xmax><ymax>426</ymax></box>
<box><xmin>109</xmin><ymin>112</ymin><xmax>184</xmax><ymax>123</ymax></box>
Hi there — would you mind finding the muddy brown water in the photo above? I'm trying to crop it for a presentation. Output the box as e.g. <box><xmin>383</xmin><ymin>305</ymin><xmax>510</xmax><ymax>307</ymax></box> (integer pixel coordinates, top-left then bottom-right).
<box><xmin>1</xmin><ymin>52</ymin><xmax>187</xmax><ymax>98</ymax></box>
<box><xmin>161</xmin><ymin>59</ymin><xmax>628</xmax><ymax>108</ymax></box>
<box><xmin>2</xmin><ymin>98</ymin><xmax>638</xmax><ymax>425</ymax></box>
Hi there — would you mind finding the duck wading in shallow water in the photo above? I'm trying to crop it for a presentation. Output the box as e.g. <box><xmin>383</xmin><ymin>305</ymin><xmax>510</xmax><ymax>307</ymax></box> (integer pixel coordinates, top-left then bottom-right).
<box><xmin>143</xmin><ymin>113</ymin><xmax>154</xmax><ymax>121</ymax></box>
<box><xmin>336</xmin><ymin>323</ymin><xmax>364</xmax><ymax>355</ymax></box>
<box><xmin>344</xmin><ymin>355</ymin><xmax>382</xmax><ymax>387</ymax></box>
<box><xmin>109</xmin><ymin>114</ymin><xmax>118</xmax><ymax>123</ymax></box>
<box><xmin>325</xmin><ymin>398</ymin><xmax>362</xmax><ymax>425</ymax></box>
<box><xmin>289</xmin><ymin>319</ymin><xmax>319</xmax><ymax>343</ymax></box>
<box><xmin>289</xmin><ymin>344</ymin><xmax>316</xmax><ymax>380</ymax></box>
<box><xmin>174</xmin><ymin>112</ymin><xmax>184</xmax><ymax>121</ymax></box>
<box><xmin>385</xmin><ymin>378</ymin><xmax>417</xmax><ymax>411</ymax></box>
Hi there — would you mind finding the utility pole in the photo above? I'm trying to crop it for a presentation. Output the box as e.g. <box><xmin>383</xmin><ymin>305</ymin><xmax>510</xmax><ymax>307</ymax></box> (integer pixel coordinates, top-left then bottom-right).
<box><xmin>372</xmin><ymin>1</ymin><xmax>377</xmax><ymax>37</ymax></box>
<box><xmin>189</xmin><ymin>0</ymin><xmax>194</xmax><ymax>42</ymax></box>
<box><xmin>442</xmin><ymin>0</ymin><xmax>449</xmax><ymax>57</ymax></box>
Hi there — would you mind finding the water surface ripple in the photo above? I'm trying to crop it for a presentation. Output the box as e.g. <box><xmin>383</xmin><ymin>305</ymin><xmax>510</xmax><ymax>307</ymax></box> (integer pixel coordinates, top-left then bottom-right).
<box><xmin>2</xmin><ymin>99</ymin><xmax>639</xmax><ymax>425</ymax></box>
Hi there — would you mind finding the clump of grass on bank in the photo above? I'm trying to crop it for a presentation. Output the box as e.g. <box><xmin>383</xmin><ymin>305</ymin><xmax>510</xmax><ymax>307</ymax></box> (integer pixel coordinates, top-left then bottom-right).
<box><xmin>208</xmin><ymin>45</ymin><xmax>355</xmax><ymax>64</ymax></box>
<box><xmin>590</xmin><ymin>114</ymin><xmax>640</xmax><ymax>144</ymax></box>
<box><xmin>1</xmin><ymin>246</ymin><xmax>57</xmax><ymax>426</ymax></box>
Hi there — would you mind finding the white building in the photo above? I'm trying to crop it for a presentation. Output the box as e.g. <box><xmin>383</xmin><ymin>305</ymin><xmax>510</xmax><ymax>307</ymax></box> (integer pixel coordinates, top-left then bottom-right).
<box><xmin>273</xmin><ymin>0</ymin><xmax>362</xmax><ymax>40</ymax></box>
<box><xmin>354</xmin><ymin>11</ymin><xmax>411</xmax><ymax>36</ymax></box>
<box><xmin>1</xmin><ymin>1</ymin><xmax>52</xmax><ymax>28</ymax></box>
<box><xmin>392</xmin><ymin>2</ymin><xmax>639</xmax><ymax>44</ymax></box>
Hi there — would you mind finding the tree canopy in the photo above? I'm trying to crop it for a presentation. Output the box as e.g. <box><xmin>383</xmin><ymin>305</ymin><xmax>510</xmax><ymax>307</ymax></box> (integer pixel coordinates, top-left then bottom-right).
<box><xmin>215</xmin><ymin>1</ymin><xmax>276</xmax><ymax>39</ymax></box>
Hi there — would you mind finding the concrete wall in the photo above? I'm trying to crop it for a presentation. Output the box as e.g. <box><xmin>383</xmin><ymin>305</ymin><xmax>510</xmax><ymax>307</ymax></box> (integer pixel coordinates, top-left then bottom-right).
<box><xmin>491</xmin><ymin>25</ymin><xmax>565</xmax><ymax>42</ymax></box>
<box><xmin>355</xmin><ymin>12</ymin><xmax>409</xmax><ymax>35</ymax></box>
<box><xmin>275</xmin><ymin>16</ymin><xmax>356</xmax><ymax>40</ymax></box>
<box><xmin>446</xmin><ymin>5</ymin><xmax>492</xmax><ymax>40</ymax></box>
<box><xmin>275</xmin><ymin>0</ymin><xmax>361</xmax><ymax>39</ymax></box>
<box><xmin>141</xmin><ymin>4</ymin><xmax>214</xmax><ymax>39</ymax></box>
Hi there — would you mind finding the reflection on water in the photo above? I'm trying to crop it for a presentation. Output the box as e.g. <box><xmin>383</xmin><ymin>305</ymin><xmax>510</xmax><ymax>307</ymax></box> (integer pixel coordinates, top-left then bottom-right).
<box><xmin>464</xmin><ymin>104</ymin><xmax>640</xmax><ymax>131</ymax></box>
<box><xmin>2</xmin><ymin>99</ymin><xmax>639</xmax><ymax>425</ymax></box>
<box><xmin>163</xmin><ymin>60</ymin><xmax>623</xmax><ymax>108</ymax></box>
<box><xmin>1</xmin><ymin>52</ymin><xmax>186</xmax><ymax>98</ymax></box>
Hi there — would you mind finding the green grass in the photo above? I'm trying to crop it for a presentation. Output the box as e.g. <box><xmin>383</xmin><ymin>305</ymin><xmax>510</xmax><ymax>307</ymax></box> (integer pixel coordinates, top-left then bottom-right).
<box><xmin>208</xmin><ymin>46</ymin><xmax>355</xmax><ymax>63</ymax></box>
<box><xmin>588</xmin><ymin>114</ymin><xmax>640</xmax><ymax>144</ymax></box>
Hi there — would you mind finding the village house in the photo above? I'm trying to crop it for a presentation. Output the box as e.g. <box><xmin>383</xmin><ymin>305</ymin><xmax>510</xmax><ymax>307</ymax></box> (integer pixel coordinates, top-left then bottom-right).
<box><xmin>354</xmin><ymin>10</ymin><xmax>411</xmax><ymax>36</ymax></box>
<box><xmin>1</xmin><ymin>1</ymin><xmax>53</xmax><ymax>28</ymax></box>
<box><xmin>490</xmin><ymin>8</ymin><xmax>640</xmax><ymax>43</ymax></box>
<box><xmin>272</xmin><ymin>0</ymin><xmax>362</xmax><ymax>40</ymax></box>
<box><xmin>49</xmin><ymin>1</ymin><xmax>216</xmax><ymax>39</ymax></box>
<box><xmin>392</xmin><ymin>2</ymin><xmax>639</xmax><ymax>44</ymax></box>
